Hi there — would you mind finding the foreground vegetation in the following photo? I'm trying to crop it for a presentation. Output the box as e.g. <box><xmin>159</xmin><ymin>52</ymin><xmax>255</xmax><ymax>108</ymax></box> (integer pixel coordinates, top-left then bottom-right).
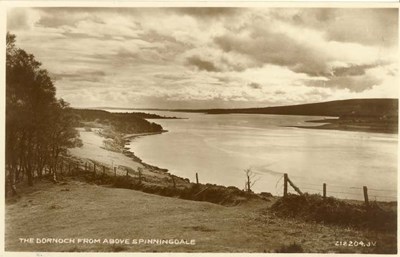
<box><xmin>5</xmin><ymin>175</ymin><xmax>396</xmax><ymax>253</ymax></box>
<box><xmin>271</xmin><ymin>194</ymin><xmax>396</xmax><ymax>233</ymax></box>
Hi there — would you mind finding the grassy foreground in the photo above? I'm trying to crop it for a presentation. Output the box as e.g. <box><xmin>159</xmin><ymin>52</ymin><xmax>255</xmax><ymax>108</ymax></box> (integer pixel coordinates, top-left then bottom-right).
<box><xmin>5</xmin><ymin>177</ymin><xmax>396</xmax><ymax>253</ymax></box>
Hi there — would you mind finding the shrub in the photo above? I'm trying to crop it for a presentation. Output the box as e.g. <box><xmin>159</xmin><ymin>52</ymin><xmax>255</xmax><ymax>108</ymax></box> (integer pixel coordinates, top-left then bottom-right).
<box><xmin>271</xmin><ymin>193</ymin><xmax>396</xmax><ymax>232</ymax></box>
<box><xmin>276</xmin><ymin>242</ymin><xmax>304</xmax><ymax>253</ymax></box>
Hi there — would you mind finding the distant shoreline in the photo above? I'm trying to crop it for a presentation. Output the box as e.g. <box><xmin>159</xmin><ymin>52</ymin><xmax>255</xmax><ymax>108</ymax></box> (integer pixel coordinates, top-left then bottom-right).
<box><xmin>122</xmin><ymin>130</ymin><xmax>168</xmax><ymax>140</ymax></box>
<box><xmin>292</xmin><ymin>119</ymin><xmax>398</xmax><ymax>134</ymax></box>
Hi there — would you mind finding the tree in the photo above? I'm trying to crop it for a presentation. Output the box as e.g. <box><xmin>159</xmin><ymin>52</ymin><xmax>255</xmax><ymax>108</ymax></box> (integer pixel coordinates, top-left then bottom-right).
<box><xmin>6</xmin><ymin>32</ymin><xmax>81</xmax><ymax>192</ymax></box>
<box><xmin>244</xmin><ymin>168</ymin><xmax>259</xmax><ymax>193</ymax></box>
<box><xmin>47</xmin><ymin>100</ymin><xmax>82</xmax><ymax>181</ymax></box>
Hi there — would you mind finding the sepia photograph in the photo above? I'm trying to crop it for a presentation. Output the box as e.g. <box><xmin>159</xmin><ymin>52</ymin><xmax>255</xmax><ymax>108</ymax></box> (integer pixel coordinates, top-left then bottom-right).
<box><xmin>3</xmin><ymin>3</ymin><xmax>399</xmax><ymax>254</ymax></box>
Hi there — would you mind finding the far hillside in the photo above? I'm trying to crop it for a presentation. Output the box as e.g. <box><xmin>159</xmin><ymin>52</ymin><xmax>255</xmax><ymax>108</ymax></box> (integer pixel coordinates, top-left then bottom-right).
<box><xmin>174</xmin><ymin>99</ymin><xmax>398</xmax><ymax>118</ymax></box>
<box><xmin>174</xmin><ymin>99</ymin><xmax>398</xmax><ymax>133</ymax></box>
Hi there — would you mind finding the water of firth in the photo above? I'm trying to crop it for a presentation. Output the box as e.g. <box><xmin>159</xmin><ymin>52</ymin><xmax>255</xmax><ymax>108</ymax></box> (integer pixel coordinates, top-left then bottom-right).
<box><xmin>105</xmin><ymin>109</ymin><xmax>398</xmax><ymax>201</ymax></box>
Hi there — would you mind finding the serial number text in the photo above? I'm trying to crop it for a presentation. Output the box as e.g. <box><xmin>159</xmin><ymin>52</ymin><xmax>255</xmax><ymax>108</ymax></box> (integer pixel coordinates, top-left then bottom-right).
<box><xmin>335</xmin><ymin>241</ymin><xmax>376</xmax><ymax>247</ymax></box>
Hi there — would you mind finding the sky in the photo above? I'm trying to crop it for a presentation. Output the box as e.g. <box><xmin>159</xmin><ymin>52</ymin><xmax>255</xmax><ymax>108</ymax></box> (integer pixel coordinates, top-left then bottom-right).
<box><xmin>7</xmin><ymin>7</ymin><xmax>399</xmax><ymax>109</ymax></box>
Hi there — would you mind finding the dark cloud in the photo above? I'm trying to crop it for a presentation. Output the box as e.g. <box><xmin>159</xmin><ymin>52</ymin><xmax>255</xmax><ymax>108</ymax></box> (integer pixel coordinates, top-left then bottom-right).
<box><xmin>186</xmin><ymin>55</ymin><xmax>219</xmax><ymax>72</ymax></box>
<box><xmin>248</xmin><ymin>82</ymin><xmax>262</xmax><ymax>89</ymax></box>
<box><xmin>172</xmin><ymin>8</ymin><xmax>238</xmax><ymax>18</ymax></box>
<box><xmin>286</xmin><ymin>9</ymin><xmax>398</xmax><ymax>48</ymax></box>
<box><xmin>305</xmin><ymin>63</ymin><xmax>387</xmax><ymax>92</ymax></box>
<box><xmin>214</xmin><ymin>32</ymin><xmax>331</xmax><ymax>77</ymax></box>
<box><xmin>325</xmin><ymin>9</ymin><xmax>398</xmax><ymax>47</ymax></box>
<box><xmin>7</xmin><ymin>8</ymin><xmax>31</xmax><ymax>30</ymax></box>
<box><xmin>332</xmin><ymin>64</ymin><xmax>377</xmax><ymax>77</ymax></box>
<box><xmin>36</xmin><ymin>11</ymin><xmax>86</xmax><ymax>28</ymax></box>
<box><xmin>154</xmin><ymin>74</ymin><xmax>191</xmax><ymax>81</ymax></box>
<box><xmin>274</xmin><ymin>90</ymin><xmax>286</xmax><ymax>95</ymax></box>
<box><xmin>387</xmin><ymin>68</ymin><xmax>397</xmax><ymax>77</ymax></box>
<box><xmin>51</xmin><ymin>70</ymin><xmax>106</xmax><ymax>82</ymax></box>
<box><xmin>97</xmin><ymin>47</ymin><xmax>168</xmax><ymax>66</ymax></box>
<box><xmin>287</xmin><ymin>9</ymin><xmax>337</xmax><ymax>25</ymax></box>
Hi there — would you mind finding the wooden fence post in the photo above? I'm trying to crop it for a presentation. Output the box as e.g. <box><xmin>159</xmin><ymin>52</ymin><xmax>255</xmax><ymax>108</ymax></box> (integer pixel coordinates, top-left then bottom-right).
<box><xmin>196</xmin><ymin>172</ymin><xmax>199</xmax><ymax>184</ymax></box>
<box><xmin>283</xmin><ymin>173</ymin><xmax>288</xmax><ymax>197</ymax></box>
<box><xmin>287</xmin><ymin>178</ymin><xmax>303</xmax><ymax>195</ymax></box>
<box><xmin>323</xmin><ymin>183</ymin><xmax>326</xmax><ymax>199</ymax></box>
<box><xmin>363</xmin><ymin>186</ymin><xmax>369</xmax><ymax>206</ymax></box>
<box><xmin>126</xmin><ymin>170</ymin><xmax>129</xmax><ymax>177</ymax></box>
<box><xmin>171</xmin><ymin>175</ymin><xmax>176</xmax><ymax>188</ymax></box>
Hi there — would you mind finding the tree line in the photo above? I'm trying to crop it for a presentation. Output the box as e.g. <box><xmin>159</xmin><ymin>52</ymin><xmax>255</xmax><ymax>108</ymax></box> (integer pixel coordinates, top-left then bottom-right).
<box><xmin>71</xmin><ymin>109</ymin><xmax>164</xmax><ymax>134</ymax></box>
<box><xmin>6</xmin><ymin>32</ymin><xmax>82</xmax><ymax>195</ymax></box>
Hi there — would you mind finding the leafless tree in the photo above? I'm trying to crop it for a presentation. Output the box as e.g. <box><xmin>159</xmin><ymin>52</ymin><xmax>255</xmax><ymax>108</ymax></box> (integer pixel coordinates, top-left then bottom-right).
<box><xmin>244</xmin><ymin>168</ymin><xmax>260</xmax><ymax>193</ymax></box>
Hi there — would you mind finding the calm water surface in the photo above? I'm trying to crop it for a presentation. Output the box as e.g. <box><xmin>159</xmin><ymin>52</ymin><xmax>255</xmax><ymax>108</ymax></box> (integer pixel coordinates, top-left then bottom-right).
<box><xmin>106</xmin><ymin>109</ymin><xmax>398</xmax><ymax>201</ymax></box>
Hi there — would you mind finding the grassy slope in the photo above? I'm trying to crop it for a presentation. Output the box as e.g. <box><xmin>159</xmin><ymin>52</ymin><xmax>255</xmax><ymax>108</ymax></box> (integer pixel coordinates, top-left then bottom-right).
<box><xmin>5</xmin><ymin>179</ymin><xmax>396</xmax><ymax>253</ymax></box>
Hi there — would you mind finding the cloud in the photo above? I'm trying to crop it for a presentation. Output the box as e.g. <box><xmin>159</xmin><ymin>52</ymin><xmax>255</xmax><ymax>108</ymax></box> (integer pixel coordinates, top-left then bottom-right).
<box><xmin>7</xmin><ymin>8</ymin><xmax>41</xmax><ymax>30</ymax></box>
<box><xmin>7</xmin><ymin>7</ymin><xmax>398</xmax><ymax>108</ymax></box>
<box><xmin>186</xmin><ymin>55</ymin><xmax>219</xmax><ymax>72</ymax></box>
<box><xmin>332</xmin><ymin>64</ymin><xmax>378</xmax><ymax>77</ymax></box>
<box><xmin>172</xmin><ymin>7</ymin><xmax>239</xmax><ymax>18</ymax></box>
<box><xmin>274</xmin><ymin>9</ymin><xmax>398</xmax><ymax>47</ymax></box>
<box><xmin>214</xmin><ymin>25</ymin><xmax>332</xmax><ymax>77</ymax></box>
<box><xmin>51</xmin><ymin>70</ymin><xmax>106</xmax><ymax>82</ymax></box>
<box><xmin>248</xmin><ymin>82</ymin><xmax>262</xmax><ymax>89</ymax></box>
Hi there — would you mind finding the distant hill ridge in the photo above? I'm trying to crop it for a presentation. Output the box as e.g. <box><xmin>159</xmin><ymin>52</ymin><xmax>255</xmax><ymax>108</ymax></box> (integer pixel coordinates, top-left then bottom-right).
<box><xmin>174</xmin><ymin>99</ymin><xmax>398</xmax><ymax>118</ymax></box>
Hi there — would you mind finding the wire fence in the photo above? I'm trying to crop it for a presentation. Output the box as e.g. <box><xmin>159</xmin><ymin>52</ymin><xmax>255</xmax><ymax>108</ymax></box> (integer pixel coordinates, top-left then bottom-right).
<box><xmin>256</xmin><ymin>171</ymin><xmax>397</xmax><ymax>202</ymax></box>
<box><xmin>7</xmin><ymin>155</ymin><xmax>396</xmax><ymax>204</ymax></box>
<box><xmin>281</xmin><ymin>173</ymin><xmax>396</xmax><ymax>202</ymax></box>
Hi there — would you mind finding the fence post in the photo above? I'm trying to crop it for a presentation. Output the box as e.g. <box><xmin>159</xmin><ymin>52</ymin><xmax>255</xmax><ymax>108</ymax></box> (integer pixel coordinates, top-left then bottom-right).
<box><xmin>323</xmin><ymin>183</ymin><xmax>326</xmax><ymax>199</ymax></box>
<box><xmin>171</xmin><ymin>175</ymin><xmax>176</xmax><ymax>188</ymax></box>
<box><xmin>196</xmin><ymin>172</ymin><xmax>199</xmax><ymax>184</ymax></box>
<box><xmin>363</xmin><ymin>186</ymin><xmax>369</xmax><ymax>207</ymax></box>
<box><xmin>283</xmin><ymin>173</ymin><xmax>288</xmax><ymax>197</ymax></box>
<box><xmin>287</xmin><ymin>176</ymin><xmax>303</xmax><ymax>195</ymax></box>
<box><xmin>138</xmin><ymin>168</ymin><xmax>142</xmax><ymax>184</ymax></box>
<box><xmin>126</xmin><ymin>170</ymin><xmax>129</xmax><ymax>177</ymax></box>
